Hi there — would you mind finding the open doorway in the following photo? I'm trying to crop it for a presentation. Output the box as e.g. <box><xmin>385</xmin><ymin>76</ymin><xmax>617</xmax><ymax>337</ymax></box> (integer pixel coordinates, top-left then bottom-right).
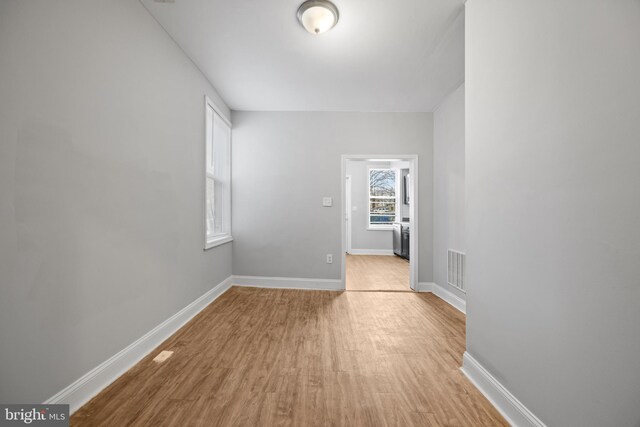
<box><xmin>341</xmin><ymin>155</ymin><xmax>418</xmax><ymax>291</ymax></box>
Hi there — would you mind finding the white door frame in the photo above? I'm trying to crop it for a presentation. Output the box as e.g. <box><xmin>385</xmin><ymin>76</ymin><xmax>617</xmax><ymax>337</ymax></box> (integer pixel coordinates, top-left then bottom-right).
<box><xmin>345</xmin><ymin>175</ymin><xmax>353</xmax><ymax>253</ymax></box>
<box><xmin>341</xmin><ymin>154</ymin><xmax>419</xmax><ymax>291</ymax></box>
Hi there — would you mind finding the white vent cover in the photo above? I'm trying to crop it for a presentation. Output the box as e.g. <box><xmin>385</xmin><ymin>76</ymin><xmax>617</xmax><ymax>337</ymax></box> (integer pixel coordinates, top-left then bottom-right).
<box><xmin>447</xmin><ymin>249</ymin><xmax>466</xmax><ymax>292</ymax></box>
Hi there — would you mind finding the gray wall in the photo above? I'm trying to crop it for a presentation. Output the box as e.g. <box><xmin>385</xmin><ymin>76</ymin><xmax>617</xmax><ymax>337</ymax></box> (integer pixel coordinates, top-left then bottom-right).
<box><xmin>466</xmin><ymin>1</ymin><xmax>640</xmax><ymax>426</ymax></box>
<box><xmin>231</xmin><ymin>112</ymin><xmax>433</xmax><ymax>281</ymax></box>
<box><xmin>345</xmin><ymin>160</ymin><xmax>393</xmax><ymax>252</ymax></box>
<box><xmin>0</xmin><ymin>0</ymin><xmax>232</xmax><ymax>403</ymax></box>
<box><xmin>433</xmin><ymin>84</ymin><xmax>465</xmax><ymax>300</ymax></box>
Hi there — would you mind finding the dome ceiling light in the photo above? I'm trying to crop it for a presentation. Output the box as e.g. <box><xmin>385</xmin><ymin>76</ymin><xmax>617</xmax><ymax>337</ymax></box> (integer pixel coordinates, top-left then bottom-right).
<box><xmin>297</xmin><ymin>0</ymin><xmax>340</xmax><ymax>35</ymax></box>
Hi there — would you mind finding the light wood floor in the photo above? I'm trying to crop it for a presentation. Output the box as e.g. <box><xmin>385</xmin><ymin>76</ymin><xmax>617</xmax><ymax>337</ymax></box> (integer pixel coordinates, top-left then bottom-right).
<box><xmin>72</xmin><ymin>287</ymin><xmax>506</xmax><ymax>426</ymax></box>
<box><xmin>346</xmin><ymin>254</ymin><xmax>410</xmax><ymax>291</ymax></box>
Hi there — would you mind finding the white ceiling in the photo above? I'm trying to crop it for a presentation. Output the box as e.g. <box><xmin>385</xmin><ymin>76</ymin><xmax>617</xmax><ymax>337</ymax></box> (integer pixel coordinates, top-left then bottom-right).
<box><xmin>141</xmin><ymin>0</ymin><xmax>465</xmax><ymax>112</ymax></box>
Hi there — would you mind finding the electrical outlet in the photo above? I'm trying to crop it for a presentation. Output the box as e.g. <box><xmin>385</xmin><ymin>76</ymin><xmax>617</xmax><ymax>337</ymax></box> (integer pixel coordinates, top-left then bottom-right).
<box><xmin>326</xmin><ymin>254</ymin><xmax>333</xmax><ymax>264</ymax></box>
<box><xmin>322</xmin><ymin>197</ymin><xmax>333</xmax><ymax>207</ymax></box>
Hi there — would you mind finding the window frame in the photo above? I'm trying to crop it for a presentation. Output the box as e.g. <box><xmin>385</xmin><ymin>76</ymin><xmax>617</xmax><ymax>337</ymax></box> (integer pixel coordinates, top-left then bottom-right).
<box><xmin>367</xmin><ymin>167</ymin><xmax>398</xmax><ymax>231</ymax></box>
<box><xmin>204</xmin><ymin>96</ymin><xmax>233</xmax><ymax>250</ymax></box>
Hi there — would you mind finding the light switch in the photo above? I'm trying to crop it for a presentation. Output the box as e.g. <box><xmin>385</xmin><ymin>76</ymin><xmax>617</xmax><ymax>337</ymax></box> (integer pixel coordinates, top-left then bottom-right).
<box><xmin>322</xmin><ymin>197</ymin><xmax>333</xmax><ymax>207</ymax></box>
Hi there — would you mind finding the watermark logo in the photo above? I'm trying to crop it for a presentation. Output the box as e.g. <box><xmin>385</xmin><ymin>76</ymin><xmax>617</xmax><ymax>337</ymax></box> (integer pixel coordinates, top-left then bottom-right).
<box><xmin>1</xmin><ymin>405</ymin><xmax>68</xmax><ymax>426</ymax></box>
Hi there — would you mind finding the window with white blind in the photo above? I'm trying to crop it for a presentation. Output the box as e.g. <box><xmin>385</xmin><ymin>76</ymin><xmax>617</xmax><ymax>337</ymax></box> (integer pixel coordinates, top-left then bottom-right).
<box><xmin>204</xmin><ymin>97</ymin><xmax>232</xmax><ymax>249</ymax></box>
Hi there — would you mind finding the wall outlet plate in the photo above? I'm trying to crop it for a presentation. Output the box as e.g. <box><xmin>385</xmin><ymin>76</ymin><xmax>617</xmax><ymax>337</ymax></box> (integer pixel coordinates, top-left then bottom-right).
<box><xmin>322</xmin><ymin>197</ymin><xmax>333</xmax><ymax>207</ymax></box>
<box><xmin>326</xmin><ymin>254</ymin><xmax>333</xmax><ymax>264</ymax></box>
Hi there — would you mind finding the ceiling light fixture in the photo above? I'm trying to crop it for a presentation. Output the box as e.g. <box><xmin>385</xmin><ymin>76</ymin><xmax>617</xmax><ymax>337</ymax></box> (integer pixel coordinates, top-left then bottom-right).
<box><xmin>297</xmin><ymin>0</ymin><xmax>339</xmax><ymax>35</ymax></box>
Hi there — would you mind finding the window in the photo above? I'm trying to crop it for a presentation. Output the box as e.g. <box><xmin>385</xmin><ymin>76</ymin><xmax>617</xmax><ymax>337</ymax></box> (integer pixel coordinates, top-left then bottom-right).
<box><xmin>368</xmin><ymin>168</ymin><xmax>397</xmax><ymax>228</ymax></box>
<box><xmin>204</xmin><ymin>97</ymin><xmax>232</xmax><ymax>249</ymax></box>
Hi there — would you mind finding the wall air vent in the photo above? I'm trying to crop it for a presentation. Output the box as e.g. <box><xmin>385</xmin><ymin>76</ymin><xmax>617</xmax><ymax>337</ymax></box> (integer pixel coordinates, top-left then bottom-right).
<box><xmin>447</xmin><ymin>249</ymin><xmax>466</xmax><ymax>292</ymax></box>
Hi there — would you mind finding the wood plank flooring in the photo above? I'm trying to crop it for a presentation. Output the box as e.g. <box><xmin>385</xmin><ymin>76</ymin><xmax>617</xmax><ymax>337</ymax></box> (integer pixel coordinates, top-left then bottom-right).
<box><xmin>346</xmin><ymin>254</ymin><xmax>410</xmax><ymax>291</ymax></box>
<box><xmin>71</xmin><ymin>287</ymin><xmax>506</xmax><ymax>426</ymax></box>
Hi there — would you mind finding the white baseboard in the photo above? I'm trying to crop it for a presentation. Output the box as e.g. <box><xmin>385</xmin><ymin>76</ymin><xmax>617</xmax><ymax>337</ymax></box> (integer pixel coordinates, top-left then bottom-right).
<box><xmin>415</xmin><ymin>282</ymin><xmax>434</xmax><ymax>292</ymax></box>
<box><xmin>347</xmin><ymin>249</ymin><xmax>395</xmax><ymax>256</ymax></box>
<box><xmin>416</xmin><ymin>282</ymin><xmax>466</xmax><ymax>314</ymax></box>
<box><xmin>44</xmin><ymin>276</ymin><xmax>234</xmax><ymax>414</ymax></box>
<box><xmin>461</xmin><ymin>352</ymin><xmax>546</xmax><ymax>427</ymax></box>
<box><xmin>233</xmin><ymin>275</ymin><xmax>343</xmax><ymax>291</ymax></box>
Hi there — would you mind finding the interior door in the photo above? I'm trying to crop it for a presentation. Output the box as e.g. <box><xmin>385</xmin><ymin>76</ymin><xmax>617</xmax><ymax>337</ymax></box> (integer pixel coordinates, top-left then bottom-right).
<box><xmin>345</xmin><ymin>175</ymin><xmax>352</xmax><ymax>253</ymax></box>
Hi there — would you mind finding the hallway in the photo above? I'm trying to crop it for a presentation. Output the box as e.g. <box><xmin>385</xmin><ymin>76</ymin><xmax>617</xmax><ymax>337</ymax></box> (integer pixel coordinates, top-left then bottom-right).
<box><xmin>72</xmin><ymin>287</ymin><xmax>506</xmax><ymax>426</ymax></box>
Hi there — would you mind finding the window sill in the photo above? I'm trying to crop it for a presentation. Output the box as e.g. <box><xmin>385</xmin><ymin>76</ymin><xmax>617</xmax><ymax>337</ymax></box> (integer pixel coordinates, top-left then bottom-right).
<box><xmin>367</xmin><ymin>226</ymin><xmax>394</xmax><ymax>231</ymax></box>
<box><xmin>204</xmin><ymin>235</ymin><xmax>233</xmax><ymax>250</ymax></box>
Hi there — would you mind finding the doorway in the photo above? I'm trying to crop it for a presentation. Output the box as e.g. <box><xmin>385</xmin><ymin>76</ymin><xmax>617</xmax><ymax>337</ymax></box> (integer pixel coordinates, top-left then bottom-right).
<box><xmin>341</xmin><ymin>155</ymin><xmax>418</xmax><ymax>291</ymax></box>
